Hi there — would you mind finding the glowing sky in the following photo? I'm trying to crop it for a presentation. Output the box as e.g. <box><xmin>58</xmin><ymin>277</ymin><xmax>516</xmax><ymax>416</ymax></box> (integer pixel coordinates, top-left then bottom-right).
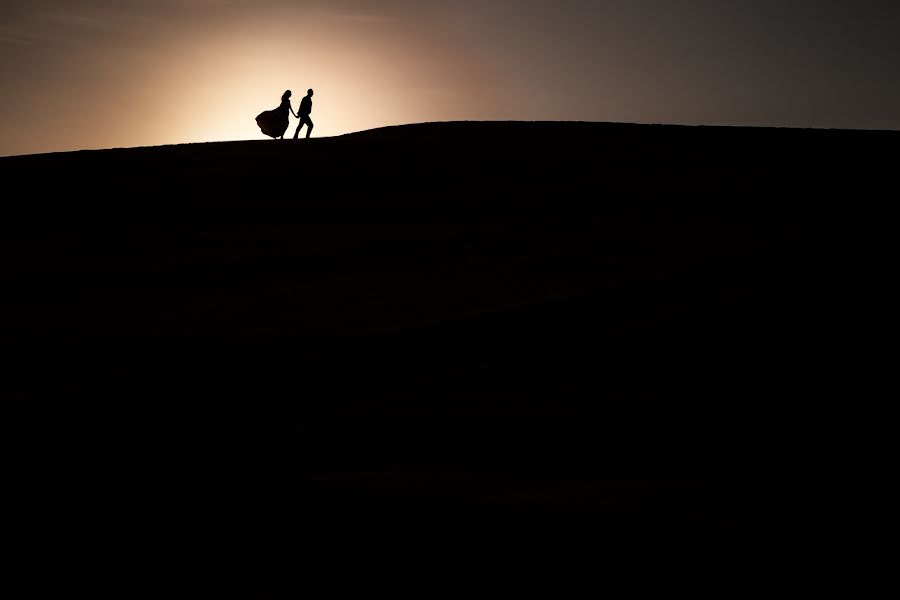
<box><xmin>2</xmin><ymin>0</ymin><xmax>899</xmax><ymax>156</ymax></box>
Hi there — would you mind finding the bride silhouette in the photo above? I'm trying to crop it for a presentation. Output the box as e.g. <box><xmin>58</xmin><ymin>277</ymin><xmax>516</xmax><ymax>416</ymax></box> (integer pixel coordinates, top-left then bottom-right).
<box><xmin>255</xmin><ymin>90</ymin><xmax>298</xmax><ymax>139</ymax></box>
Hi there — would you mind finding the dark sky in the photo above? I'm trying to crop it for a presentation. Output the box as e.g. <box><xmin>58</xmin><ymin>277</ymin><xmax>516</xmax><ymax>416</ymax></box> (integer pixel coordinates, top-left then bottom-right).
<box><xmin>2</xmin><ymin>0</ymin><xmax>899</xmax><ymax>155</ymax></box>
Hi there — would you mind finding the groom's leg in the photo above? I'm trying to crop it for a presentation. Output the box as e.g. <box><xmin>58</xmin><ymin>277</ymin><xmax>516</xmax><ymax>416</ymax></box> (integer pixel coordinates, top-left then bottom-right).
<box><xmin>293</xmin><ymin>122</ymin><xmax>303</xmax><ymax>140</ymax></box>
<box><xmin>305</xmin><ymin>118</ymin><xmax>314</xmax><ymax>139</ymax></box>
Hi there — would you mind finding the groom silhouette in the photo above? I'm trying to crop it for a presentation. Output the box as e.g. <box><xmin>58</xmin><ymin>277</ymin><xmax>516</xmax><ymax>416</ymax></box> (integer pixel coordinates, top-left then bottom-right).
<box><xmin>293</xmin><ymin>89</ymin><xmax>314</xmax><ymax>140</ymax></box>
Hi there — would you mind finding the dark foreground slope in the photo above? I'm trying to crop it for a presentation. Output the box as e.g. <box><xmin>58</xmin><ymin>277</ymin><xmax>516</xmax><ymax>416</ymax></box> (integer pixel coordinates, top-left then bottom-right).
<box><xmin>1</xmin><ymin>122</ymin><xmax>893</xmax><ymax>570</ymax></box>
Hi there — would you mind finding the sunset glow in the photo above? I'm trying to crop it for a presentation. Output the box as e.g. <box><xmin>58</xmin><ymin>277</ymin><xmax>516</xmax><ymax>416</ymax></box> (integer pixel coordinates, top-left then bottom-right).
<box><xmin>2</xmin><ymin>1</ymin><xmax>899</xmax><ymax>156</ymax></box>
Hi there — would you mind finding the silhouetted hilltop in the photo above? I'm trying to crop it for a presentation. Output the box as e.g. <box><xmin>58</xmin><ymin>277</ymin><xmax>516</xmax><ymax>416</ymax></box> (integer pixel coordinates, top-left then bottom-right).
<box><xmin>1</xmin><ymin>122</ymin><xmax>893</xmax><ymax>568</ymax></box>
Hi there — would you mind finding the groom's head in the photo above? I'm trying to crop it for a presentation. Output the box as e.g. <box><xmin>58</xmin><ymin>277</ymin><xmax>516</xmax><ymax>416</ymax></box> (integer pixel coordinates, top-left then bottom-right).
<box><xmin>307</xmin><ymin>89</ymin><xmax>314</xmax><ymax>97</ymax></box>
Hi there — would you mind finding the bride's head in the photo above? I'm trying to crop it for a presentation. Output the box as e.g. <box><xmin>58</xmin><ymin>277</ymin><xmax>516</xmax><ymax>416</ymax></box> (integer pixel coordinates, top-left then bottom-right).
<box><xmin>282</xmin><ymin>90</ymin><xmax>292</xmax><ymax>102</ymax></box>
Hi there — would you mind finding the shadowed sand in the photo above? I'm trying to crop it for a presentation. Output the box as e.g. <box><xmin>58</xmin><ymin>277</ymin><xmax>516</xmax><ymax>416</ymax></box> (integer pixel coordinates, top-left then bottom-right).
<box><xmin>1</xmin><ymin>122</ymin><xmax>892</xmax><ymax>569</ymax></box>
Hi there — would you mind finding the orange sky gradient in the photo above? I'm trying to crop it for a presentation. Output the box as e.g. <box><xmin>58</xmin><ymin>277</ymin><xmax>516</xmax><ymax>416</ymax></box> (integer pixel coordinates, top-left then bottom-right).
<box><xmin>2</xmin><ymin>3</ymin><xmax>506</xmax><ymax>155</ymax></box>
<box><xmin>2</xmin><ymin>1</ymin><xmax>899</xmax><ymax>156</ymax></box>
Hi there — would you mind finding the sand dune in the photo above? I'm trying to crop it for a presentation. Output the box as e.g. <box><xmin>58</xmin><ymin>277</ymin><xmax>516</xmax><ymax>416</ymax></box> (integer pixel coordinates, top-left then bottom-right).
<box><xmin>1</xmin><ymin>122</ymin><xmax>892</xmax><ymax>562</ymax></box>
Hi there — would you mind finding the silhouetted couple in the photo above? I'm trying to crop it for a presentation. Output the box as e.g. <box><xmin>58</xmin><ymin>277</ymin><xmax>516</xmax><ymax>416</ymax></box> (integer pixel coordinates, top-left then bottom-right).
<box><xmin>255</xmin><ymin>89</ymin><xmax>314</xmax><ymax>140</ymax></box>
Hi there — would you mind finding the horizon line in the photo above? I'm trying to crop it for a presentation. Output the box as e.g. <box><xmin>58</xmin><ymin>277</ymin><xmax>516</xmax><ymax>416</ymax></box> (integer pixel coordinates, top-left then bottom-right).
<box><xmin>2</xmin><ymin>119</ymin><xmax>898</xmax><ymax>159</ymax></box>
